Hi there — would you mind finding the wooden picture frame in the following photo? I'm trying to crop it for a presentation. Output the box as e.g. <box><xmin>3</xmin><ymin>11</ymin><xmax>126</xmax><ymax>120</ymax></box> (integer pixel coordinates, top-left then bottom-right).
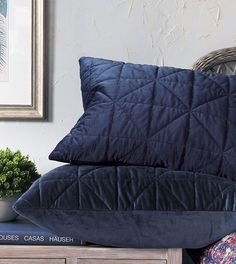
<box><xmin>0</xmin><ymin>0</ymin><xmax>45</xmax><ymax>119</ymax></box>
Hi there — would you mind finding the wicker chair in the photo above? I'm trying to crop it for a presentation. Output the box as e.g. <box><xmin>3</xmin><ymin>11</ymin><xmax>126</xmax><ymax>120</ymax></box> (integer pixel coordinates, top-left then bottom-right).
<box><xmin>192</xmin><ymin>47</ymin><xmax>236</xmax><ymax>75</ymax></box>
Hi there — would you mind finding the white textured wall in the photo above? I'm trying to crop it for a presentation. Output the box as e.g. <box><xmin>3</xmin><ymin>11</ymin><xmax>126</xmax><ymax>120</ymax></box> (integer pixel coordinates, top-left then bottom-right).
<box><xmin>1</xmin><ymin>0</ymin><xmax>236</xmax><ymax>174</ymax></box>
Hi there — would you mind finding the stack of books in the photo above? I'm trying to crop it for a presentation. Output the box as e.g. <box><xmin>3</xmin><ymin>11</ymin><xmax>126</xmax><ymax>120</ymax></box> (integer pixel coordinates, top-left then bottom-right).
<box><xmin>0</xmin><ymin>217</ymin><xmax>86</xmax><ymax>245</ymax></box>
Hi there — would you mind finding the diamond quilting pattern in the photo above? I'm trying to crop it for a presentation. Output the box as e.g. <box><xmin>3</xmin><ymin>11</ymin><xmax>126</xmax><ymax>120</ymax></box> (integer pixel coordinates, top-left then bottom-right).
<box><xmin>49</xmin><ymin>57</ymin><xmax>236</xmax><ymax>179</ymax></box>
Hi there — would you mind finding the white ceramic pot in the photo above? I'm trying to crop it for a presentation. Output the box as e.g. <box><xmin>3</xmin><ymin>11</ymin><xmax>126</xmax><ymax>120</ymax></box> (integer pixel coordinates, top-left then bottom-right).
<box><xmin>0</xmin><ymin>194</ymin><xmax>20</xmax><ymax>222</ymax></box>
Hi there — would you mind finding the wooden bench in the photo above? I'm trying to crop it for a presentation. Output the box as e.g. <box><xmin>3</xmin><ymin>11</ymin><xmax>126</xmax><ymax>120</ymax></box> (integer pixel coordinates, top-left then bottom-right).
<box><xmin>0</xmin><ymin>245</ymin><xmax>182</xmax><ymax>264</ymax></box>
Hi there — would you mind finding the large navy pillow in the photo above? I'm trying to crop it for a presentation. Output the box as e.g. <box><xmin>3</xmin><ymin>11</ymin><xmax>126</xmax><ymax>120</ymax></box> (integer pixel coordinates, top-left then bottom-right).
<box><xmin>13</xmin><ymin>165</ymin><xmax>236</xmax><ymax>248</ymax></box>
<box><xmin>49</xmin><ymin>57</ymin><xmax>236</xmax><ymax>179</ymax></box>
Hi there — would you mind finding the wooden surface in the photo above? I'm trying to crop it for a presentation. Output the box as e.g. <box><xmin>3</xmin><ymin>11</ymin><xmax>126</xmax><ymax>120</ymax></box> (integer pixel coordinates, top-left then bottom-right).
<box><xmin>167</xmin><ymin>248</ymin><xmax>182</xmax><ymax>264</ymax></box>
<box><xmin>77</xmin><ymin>260</ymin><xmax>166</xmax><ymax>264</ymax></box>
<box><xmin>0</xmin><ymin>260</ymin><xmax>65</xmax><ymax>264</ymax></box>
<box><xmin>0</xmin><ymin>245</ymin><xmax>182</xmax><ymax>264</ymax></box>
<box><xmin>0</xmin><ymin>246</ymin><xmax>170</xmax><ymax>259</ymax></box>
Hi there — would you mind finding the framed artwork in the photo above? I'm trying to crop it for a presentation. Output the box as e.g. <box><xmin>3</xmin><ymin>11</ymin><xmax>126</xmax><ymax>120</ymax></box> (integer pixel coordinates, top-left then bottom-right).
<box><xmin>0</xmin><ymin>0</ymin><xmax>45</xmax><ymax>119</ymax></box>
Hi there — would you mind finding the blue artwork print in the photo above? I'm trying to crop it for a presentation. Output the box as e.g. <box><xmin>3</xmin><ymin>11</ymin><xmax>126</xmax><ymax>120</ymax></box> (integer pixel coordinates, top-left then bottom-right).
<box><xmin>0</xmin><ymin>0</ymin><xmax>8</xmax><ymax>78</ymax></box>
<box><xmin>0</xmin><ymin>0</ymin><xmax>7</xmax><ymax>17</ymax></box>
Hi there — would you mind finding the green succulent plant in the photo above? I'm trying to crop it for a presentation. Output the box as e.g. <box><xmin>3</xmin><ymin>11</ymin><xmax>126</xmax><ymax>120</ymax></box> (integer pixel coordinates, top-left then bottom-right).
<box><xmin>0</xmin><ymin>148</ymin><xmax>40</xmax><ymax>198</ymax></box>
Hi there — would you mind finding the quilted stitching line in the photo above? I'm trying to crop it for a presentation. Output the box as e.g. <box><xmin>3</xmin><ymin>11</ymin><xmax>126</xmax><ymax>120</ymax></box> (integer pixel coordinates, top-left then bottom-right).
<box><xmin>221</xmin><ymin>157</ymin><xmax>236</xmax><ymax>177</ymax></box>
<box><xmin>204</xmin><ymin>185</ymin><xmax>234</xmax><ymax>211</ymax></box>
<box><xmin>185</xmin><ymin>146</ymin><xmax>219</xmax><ymax>154</ymax></box>
<box><xmin>191</xmin><ymin>112</ymin><xmax>222</xmax><ymax>150</ymax></box>
<box><xmin>89</xmin><ymin>57</ymin><xmax>93</xmax><ymax>92</ymax></box>
<box><xmin>77</xmin><ymin>166</ymin><xmax>81</xmax><ymax>210</ymax></box>
<box><xmin>80</xmin><ymin>180</ymin><xmax>113</xmax><ymax>210</ymax></box>
<box><xmin>80</xmin><ymin>70</ymin><xmax>90</xmax><ymax>83</ymax></box>
<box><xmin>79</xmin><ymin>58</ymin><xmax>91</xmax><ymax>80</ymax></box>
<box><xmin>197</xmin><ymin>73</ymin><xmax>228</xmax><ymax>94</ymax></box>
<box><xmin>39</xmin><ymin>180</ymin><xmax>42</xmax><ymax>210</ymax></box>
<box><xmin>118</xmin><ymin>174</ymin><xmax>153</xmax><ymax>190</ymax></box>
<box><xmin>82</xmin><ymin>77</ymin><xmax>228</xmax><ymax>86</ymax></box>
<box><xmin>218</xmin><ymin>79</ymin><xmax>230</xmax><ymax>174</ymax></box>
<box><xmin>193</xmin><ymin>154</ymin><xmax>220</xmax><ymax>172</ymax></box>
<box><xmin>113</xmin><ymin>141</ymin><xmax>144</xmax><ymax>165</ymax></box>
<box><xmin>78</xmin><ymin>166</ymin><xmax>108</xmax><ymax>179</ymax></box>
<box><xmin>111</xmin><ymin>101</ymin><xmax>186</xmax><ymax>112</ymax></box>
<box><xmin>90</xmin><ymin>90</ymin><xmax>114</xmax><ymax>103</ymax></box>
<box><xmin>118</xmin><ymin>170</ymin><xmax>167</xmax><ymax>189</ymax></box>
<box><xmin>155</xmin><ymin>168</ymin><xmax>159</xmax><ymax>210</ymax></box>
<box><xmin>91</xmin><ymin>61</ymin><xmax>118</xmax><ymax>67</ymax></box>
<box><xmin>118</xmin><ymin>170</ymin><xmax>168</xmax><ymax>210</ymax></box>
<box><xmin>85</xmin><ymin>102</ymin><xmax>114</xmax><ymax>113</ymax></box>
<box><xmin>157</xmin><ymin>184</ymin><xmax>190</xmax><ymax>210</ymax></box>
<box><xmin>16</xmin><ymin>197</ymin><xmax>34</xmax><ymax>208</ymax></box>
<box><xmin>76</xmin><ymin>133</ymin><xmax>174</xmax><ymax>145</ymax></box>
<box><xmin>127</xmin><ymin>181</ymin><xmax>156</xmax><ymax>210</ymax></box>
<box><xmin>86</xmin><ymin>77</ymin><xmax>157</xmax><ymax>81</ymax></box>
<box><xmin>191</xmin><ymin>95</ymin><xmax>228</xmax><ymax>111</ymax></box>
<box><xmin>147</xmin><ymin>111</ymin><xmax>189</xmax><ymax>139</ymax></box>
<box><xmin>80</xmin><ymin>57</ymin><xmax>94</xmax><ymax>107</ymax></box>
<box><xmin>224</xmin><ymin>143</ymin><xmax>236</xmax><ymax>153</ymax></box>
<box><xmin>196</xmin><ymin>176</ymin><xmax>236</xmax><ymax>184</ymax></box>
<box><xmin>36</xmin><ymin>179</ymin><xmax>75</xmax><ymax>182</ymax></box>
<box><xmin>93</xmin><ymin>63</ymin><xmax>124</xmax><ymax>84</ymax></box>
<box><xmin>104</xmin><ymin>63</ymin><xmax>125</xmax><ymax>158</ymax></box>
<box><xmin>80</xmin><ymin>59</ymin><xmax>94</xmax><ymax>81</ymax></box>
<box><xmin>116</xmin><ymin>80</ymin><xmax>155</xmax><ymax>100</ymax></box>
<box><xmin>125</xmin><ymin>63</ymin><xmax>156</xmax><ymax>75</ymax></box>
<box><xmin>48</xmin><ymin>180</ymin><xmax>77</xmax><ymax>209</ymax></box>
<box><xmin>156</xmin><ymin>78</ymin><xmax>198</xmax><ymax>86</ymax></box>
<box><xmin>110</xmin><ymin>122</ymin><xmax>184</xmax><ymax>163</ymax></box>
<box><xmin>83</xmin><ymin>91</ymin><xmax>124</xmax><ymax>114</ymax></box>
<box><xmin>194</xmin><ymin>173</ymin><xmax>196</xmax><ymax>210</ymax></box>
<box><xmin>191</xmin><ymin>108</ymin><xmax>236</xmax><ymax>127</ymax></box>
<box><xmin>143</xmin><ymin>66</ymin><xmax>159</xmax><ymax>161</ymax></box>
<box><xmin>157</xmin><ymin>69</ymin><xmax>188</xmax><ymax>79</ymax></box>
<box><xmin>114</xmin><ymin>102</ymin><xmax>146</xmax><ymax>138</ymax></box>
<box><xmin>116</xmin><ymin>166</ymin><xmax>118</xmax><ymax>210</ymax></box>
<box><xmin>156</xmin><ymin>80</ymin><xmax>189</xmax><ymax>109</ymax></box>
<box><xmin>179</xmin><ymin>70</ymin><xmax>194</xmax><ymax>168</ymax></box>
<box><xmin>93</xmin><ymin>61</ymin><xmax>121</xmax><ymax>68</ymax></box>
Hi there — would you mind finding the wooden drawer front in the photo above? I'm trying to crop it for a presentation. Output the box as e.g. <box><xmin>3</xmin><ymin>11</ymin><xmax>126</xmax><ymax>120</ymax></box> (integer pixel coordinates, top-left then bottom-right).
<box><xmin>78</xmin><ymin>260</ymin><xmax>166</xmax><ymax>264</ymax></box>
<box><xmin>0</xmin><ymin>259</ymin><xmax>65</xmax><ymax>264</ymax></box>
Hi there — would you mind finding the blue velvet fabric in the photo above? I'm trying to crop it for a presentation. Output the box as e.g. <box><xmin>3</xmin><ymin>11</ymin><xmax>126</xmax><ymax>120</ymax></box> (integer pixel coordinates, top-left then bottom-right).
<box><xmin>13</xmin><ymin>165</ymin><xmax>236</xmax><ymax>248</ymax></box>
<box><xmin>49</xmin><ymin>57</ymin><xmax>236</xmax><ymax>180</ymax></box>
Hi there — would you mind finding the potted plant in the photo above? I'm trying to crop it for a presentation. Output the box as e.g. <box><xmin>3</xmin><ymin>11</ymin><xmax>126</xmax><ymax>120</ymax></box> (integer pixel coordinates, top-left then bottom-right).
<box><xmin>0</xmin><ymin>148</ymin><xmax>40</xmax><ymax>222</ymax></box>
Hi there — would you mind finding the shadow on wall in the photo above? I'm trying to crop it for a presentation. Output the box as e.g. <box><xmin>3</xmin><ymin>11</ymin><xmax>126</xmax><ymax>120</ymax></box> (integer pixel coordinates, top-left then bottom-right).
<box><xmin>44</xmin><ymin>0</ymin><xmax>56</xmax><ymax>122</ymax></box>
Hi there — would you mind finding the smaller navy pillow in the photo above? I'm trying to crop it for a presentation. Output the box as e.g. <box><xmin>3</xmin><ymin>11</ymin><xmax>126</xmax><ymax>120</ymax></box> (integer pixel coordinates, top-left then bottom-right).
<box><xmin>49</xmin><ymin>57</ymin><xmax>236</xmax><ymax>179</ymax></box>
<box><xmin>13</xmin><ymin>165</ymin><xmax>236</xmax><ymax>248</ymax></box>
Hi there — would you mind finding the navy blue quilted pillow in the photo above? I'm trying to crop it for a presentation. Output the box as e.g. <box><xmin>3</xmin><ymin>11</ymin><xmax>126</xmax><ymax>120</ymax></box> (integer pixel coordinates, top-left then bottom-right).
<box><xmin>13</xmin><ymin>165</ymin><xmax>236</xmax><ymax>248</ymax></box>
<box><xmin>49</xmin><ymin>57</ymin><xmax>236</xmax><ymax>179</ymax></box>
